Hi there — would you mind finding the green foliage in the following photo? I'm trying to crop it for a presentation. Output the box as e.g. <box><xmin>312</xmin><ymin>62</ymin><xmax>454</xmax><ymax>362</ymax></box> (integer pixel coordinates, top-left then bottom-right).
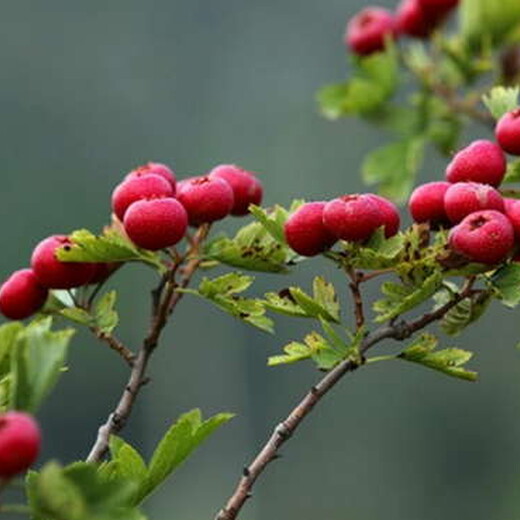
<box><xmin>317</xmin><ymin>46</ymin><xmax>398</xmax><ymax>119</ymax></box>
<box><xmin>26</xmin><ymin>462</ymin><xmax>146</xmax><ymax>520</ymax></box>
<box><xmin>482</xmin><ymin>86</ymin><xmax>519</xmax><ymax>119</ymax></box>
<box><xmin>263</xmin><ymin>277</ymin><xmax>340</xmax><ymax>323</ymax></box>
<box><xmin>56</xmin><ymin>229</ymin><xmax>164</xmax><ymax>272</ymax></box>
<box><xmin>249</xmin><ymin>202</ymin><xmax>303</xmax><ymax>244</ymax></box>
<box><xmin>362</xmin><ymin>138</ymin><xmax>425</xmax><ymax>203</ymax></box>
<box><xmin>98</xmin><ymin>409</ymin><xmax>233</xmax><ymax>506</ymax></box>
<box><xmin>398</xmin><ymin>333</ymin><xmax>477</xmax><ymax>381</ymax></box>
<box><xmin>269</xmin><ymin>321</ymin><xmax>363</xmax><ymax>369</ymax></box>
<box><xmin>180</xmin><ymin>273</ymin><xmax>274</xmax><ymax>332</ymax></box>
<box><xmin>9</xmin><ymin>318</ymin><xmax>73</xmax><ymax>413</ymax></box>
<box><xmin>504</xmin><ymin>160</ymin><xmax>520</xmax><ymax>184</ymax></box>
<box><xmin>490</xmin><ymin>263</ymin><xmax>520</xmax><ymax>308</ymax></box>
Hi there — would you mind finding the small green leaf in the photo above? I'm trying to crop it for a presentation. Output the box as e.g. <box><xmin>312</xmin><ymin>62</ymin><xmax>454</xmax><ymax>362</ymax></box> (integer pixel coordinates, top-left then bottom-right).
<box><xmin>482</xmin><ymin>86</ymin><xmax>520</xmax><ymax>119</ymax></box>
<box><xmin>504</xmin><ymin>160</ymin><xmax>520</xmax><ymax>183</ymax></box>
<box><xmin>362</xmin><ymin>138</ymin><xmax>425</xmax><ymax>203</ymax></box>
<box><xmin>59</xmin><ymin>308</ymin><xmax>93</xmax><ymax>326</ymax></box>
<box><xmin>249</xmin><ymin>203</ymin><xmax>303</xmax><ymax>244</ymax></box>
<box><xmin>198</xmin><ymin>273</ymin><xmax>254</xmax><ymax>298</ymax></box>
<box><xmin>398</xmin><ymin>333</ymin><xmax>477</xmax><ymax>381</ymax></box>
<box><xmin>93</xmin><ymin>291</ymin><xmax>119</xmax><ymax>335</ymax></box>
<box><xmin>491</xmin><ymin>263</ymin><xmax>520</xmax><ymax>307</ymax></box>
<box><xmin>56</xmin><ymin>229</ymin><xmax>164</xmax><ymax>272</ymax></box>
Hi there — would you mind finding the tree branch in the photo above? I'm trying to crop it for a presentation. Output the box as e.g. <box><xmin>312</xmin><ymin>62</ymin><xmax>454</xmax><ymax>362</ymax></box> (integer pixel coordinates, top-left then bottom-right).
<box><xmin>346</xmin><ymin>267</ymin><xmax>365</xmax><ymax>330</ymax></box>
<box><xmin>89</xmin><ymin>327</ymin><xmax>136</xmax><ymax>367</ymax></box>
<box><xmin>85</xmin><ymin>226</ymin><xmax>209</xmax><ymax>463</ymax></box>
<box><xmin>214</xmin><ymin>278</ymin><xmax>475</xmax><ymax>520</ymax></box>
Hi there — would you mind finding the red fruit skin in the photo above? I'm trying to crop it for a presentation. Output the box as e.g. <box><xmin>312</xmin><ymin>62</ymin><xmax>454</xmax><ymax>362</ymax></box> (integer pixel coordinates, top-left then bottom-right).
<box><xmin>31</xmin><ymin>236</ymin><xmax>95</xmax><ymax>289</ymax></box>
<box><xmin>365</xmin><ymin>194</ymin><xmax>400</xmax><ymax>237</ymax></box>
<box><xmin>446</xmin><ymin>140</ymin><xmax>507</xmax><ymax>187</ymax></box>
<box><xmin>0</xmin><ymin>269</ymin><xmax>48</xmax><ymax>320</ymax></box>
<box><xmin>0</xmin><ymin>412</ymin><xmax>40</xmax><ymax>478</ymax></box>
<box><xmin>448</xmin><ymin>210</ymin><xmax>514</xmax><ymax>265</ymax></box>
<box><xmin>323</xmin><ymin>194</ymin><xmax>381</xmax><ymax>242</ymax></box>
<box><xmin>126</xmin><ymin>162</ymin><xmax>176</xmax><ymax>191</ymax></box>
<box><xmin>208</xmin><ymin>164</ymin><xmax>263</xmax><ymax>216</ymax></box>
<box><xmin>344</xmin><ymin>8</ymin><xmax>396</xmax><ymax>56</ymax></box>
<box><xmin>496</xmin><ymin>109</ymin><xmax>520</xmax><ymax>155</ymax></box>
<box><xmin>444</xmin><ymin>182</ymin><xmax>505</xmax><ymax>224</ymax></box>
<box><xmin>124</xmin><ymin>198</ymin><xmax>188</xmax><ymax>251</ymax></box>
<box><xmin>418</xmin><ymin>0</ymin><xmax>459</xmax><ymax>12</ymax></box>
<box><xmin>409</xmin><ymin>181</ymin><xmax>451</xmax><ymax>225</ymax></box>
<box><xmin>396</xmin><ymin>0</ymin><xmax>435</xmax><ymax>38</ymax></box>
<box><xmin>284</xmin><ymin>202</ymin><xmax>337</xmax><ymax>256</ymax></box>
<box><xmin>111</xmin><ymin>174</ymin><xmax>174</xmax><ymax>221</ymax></box>
<box><xmin>176</xmin><ymin>176</ymin><xmax>234</xmax><ymax>226</ymax></box>
<box><xmin>88</xmin><ymin>263</ymin><xmax>121</xmax><ymax>285</ymax></box>
<box><xmin>504</xmin><ymin>198</ymin><xmax>520</xmax><ymax>240</ymax></box>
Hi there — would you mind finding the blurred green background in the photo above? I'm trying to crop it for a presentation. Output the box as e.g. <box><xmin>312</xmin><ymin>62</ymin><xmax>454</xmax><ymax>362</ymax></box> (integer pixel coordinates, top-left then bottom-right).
<box><xmin>1</xmin><ymin>0</ymin><xmax>520</xmax><ymax>519</ymax></box>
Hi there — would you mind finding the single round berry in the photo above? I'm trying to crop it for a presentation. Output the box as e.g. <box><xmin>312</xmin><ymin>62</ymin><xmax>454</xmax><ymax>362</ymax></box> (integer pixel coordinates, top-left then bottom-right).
<box><xmin>323</xmin><ymin>194</ymin><xmax>380</xmax><ymax>242</ymax></box>
<box><xmin>396</xmin><ymin>0</ymin><xmax>434</xmax><ymax>38</ymax></box>
<box><xmin>208</xmin><ymin>164</ymin><xmax>263</xmax><ymax>216</ymax></box>
<box><xmin>31</xmin><ymin>236</ymin><xmax>95</xmax><ymax>289</ymax></box>
<box><xmin>504</xmin><ymin>198</ymin><xmax>520</xmax><ymax>240</ymax></box>
<box><xmin>111</xmin><ymin>174</ymin><xmax>174</xmax><ymax>221</ymax></box>
<box><xmin>0</xmin><ymin>411</ymin><xmax>41</xmax><ymax>478</ymax></box>
<box><xmin>0</xmin><ymin>269</ymin><xmax>48</xmax><ymax>320</ymax></box>
<box><xmin>443</xmin><ymin>182</ymin><xmax>505</xmax><ymax>224</ymax></box>
<box><xmin>495</xmin><ymin>109</ymin><xmax>520</xmax><ymax>155</ymax></box>
<box><xmin>344</xmin><ymin>8</ymin><xmax>396</xmax><ymax>56</ymax></box>
<box><xmin>176</xmin><ymin>176</ymin><xmax>234</xmax><ymax>226</ymax></box>
<box><xmin>409</xmin><ymin>181</ymin><xmax>451</xmax><ymax>226</ymax></box>
<box><xmin>445</xmin><ymin>140</ymin><xmax>506</xmax><ymax>187</ymax></box>
<box><xmin>448</xmin><ymin>210</ymin><xmax>514</xmax><ymax>265</ymax></box>
<box><xmin>126</xmin><ymin>162</ymin><xmax>176</xmax><ymax>191</ymax></box>
<box><xmin>365</xmin><ymin>194</ymin><xmax>400</xmax><ymax>237</ymax></box>
<box><xmin>284</xmin><ymin>202</ymin><xmax>337</xmax><ymax>256</ymax></box>
<box><xmin>124</xmin><ymin>198</ymin><xmax>188</xmax><ymax>251</ymax></box>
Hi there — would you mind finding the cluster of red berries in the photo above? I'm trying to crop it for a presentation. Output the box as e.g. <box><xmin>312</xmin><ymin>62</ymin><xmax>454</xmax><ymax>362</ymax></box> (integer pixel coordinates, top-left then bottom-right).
<box><xmin>345</xmin><ymin>0</ymin><xmax>459</xmax><ymax>56</ymax></box>
<box><xmin>0</xmin><ymin>162</ymin><xmax>263</xmax><ymax>321</ymax></box>
<box><xmin>0</xmin><ymin>411</ymin><xmax>40</xmax><ymax>479</ymax></box>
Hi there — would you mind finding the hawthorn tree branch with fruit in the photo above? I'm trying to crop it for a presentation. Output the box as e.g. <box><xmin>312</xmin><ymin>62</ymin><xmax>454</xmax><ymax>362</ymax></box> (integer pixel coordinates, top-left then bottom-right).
<box><xmin>0</xmin><ymin>1</ymin><xmax>520</xmax><ymax>519</ymax></box>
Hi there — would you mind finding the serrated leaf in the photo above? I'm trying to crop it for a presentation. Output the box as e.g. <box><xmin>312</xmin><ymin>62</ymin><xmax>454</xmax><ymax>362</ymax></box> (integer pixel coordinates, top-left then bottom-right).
<box><xmin>373</xmin><ymin>271</ymin><xmax>443</xmax><ymax>323</ymax></box>
<box><xmin>59</xmin><ymin>308</ymin><xmax>93</xmax><ymax>326</ymax></box>
<box><xmin>198</xmin><ymin>273</ymin><xmax>254</xmax><ymax>298</ymax></box>
<box><xmin>490</xmin><ymin>263</ymin><xmax>520</xmax><ymax>307</ymax></box>
<box><xmin>482</xmin><ymin>86</ymin><xmax>520</xmax><ymax>119</ymax></box>
<box><xmin>136</xmin><ymin>410</ymin><xmax>233</xmax><ymax>504</ymax></box>
<box><xmin>362</xmin><ymin>138</ymin><xmax>425</xmax><ymax>203</ymax></box>
<box><xmin>263</xmin><ymin>290</ymin><xmax>310</xmax><ymax>318</ymax></box>
<box><xmin>93</xmin><ymin>291</ymin><xmax>119</xmax><ymax>335</ymax></box>
<box><xmin>56</xmin><ymin>229</ymin><xmax>164</xmax><ymax>272</ymax></box>
<box><xmin>249</xmin><ymin>203</ymin><xmax>302</xmax><ymax>244</ymax></box>
<box><xmin>10</xmin><ymin>318</ymin><xmax>73</xmax><ymax>412</ymax></box>
<box><xmin>398</xmin><ymin>333</ymin><xmax>477</xmax><ymax>381</ymax></box>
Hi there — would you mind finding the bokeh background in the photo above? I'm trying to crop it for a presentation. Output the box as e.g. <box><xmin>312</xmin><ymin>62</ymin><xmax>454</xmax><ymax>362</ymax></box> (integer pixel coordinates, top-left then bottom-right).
<box><xmin>1</xmin><ymin>0</ymin><xmax>520</xmax><ymax>519</ymax></box>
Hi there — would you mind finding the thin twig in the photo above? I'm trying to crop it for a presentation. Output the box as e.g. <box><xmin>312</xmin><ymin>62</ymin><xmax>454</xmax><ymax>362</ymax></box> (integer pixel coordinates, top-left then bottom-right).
<box><xmin>214</xmin><ymin>278</ymin><xmax>475</xmax><ymax>520</ymax></box>
<box><xmin>346</xmin><ymin>267</ymin><xmax>364</xmax><ymax>330</ymax></box>
<box><xmin>89</xmin><ymin>327</ymin><xmax>135</xmax><ymax>367</ymax></box>
<box><xmin>85</xmin><ymin>226</ymin><xmax>209</xmax><ymax>463</ymax></box>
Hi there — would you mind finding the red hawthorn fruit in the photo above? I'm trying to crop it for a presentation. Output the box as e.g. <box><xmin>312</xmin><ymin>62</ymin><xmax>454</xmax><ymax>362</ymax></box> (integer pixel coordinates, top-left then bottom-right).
<box><xmin>323</xmin><ymin>194</ymin><xmax>380</xmax><ymax>242</ymax></box>
<box><xmin>448</xmin><ymin>210</ymin><xmax>514</xmax><ymax>265</ymax></box>
<box><xmin>0</xmin><ymin>269</ymin><xmax>48</xmax><ymax>320</ymax></box>
<box><xmin>208</xmin><ymin>164</ymin><xmax>263</xmax><ymax>216</ymax></box>
<box><xmin>111</xmin><ymin>173</ymin><xmax>174</xmax><ymax>221</ymax></box>
<box><xmin>88</xmin><ymin>263</ymin><xmax>121</xmax><ymax>285</ymax></box>
<box><xmin>176</xmin><ymin>176</ymin><xmax>234</xmax><ymax>226</ymax></box>
<box><xmin>445</xmin><ymin>140</ymin><xmax>507</xmax><ymax>187</ymax></box>
<box><xmin>504</xmin><ymin>198</ymin><xmax>520</xmax><ymax>240</ymax></box>
<box><xmin>418</xmin><ymin>0</ymin><xmax>459</xmax><ymax>13</ymax></box>
<box><xmin>495</xmin><ymin>109</ymin><xmax>520</xmax><ymax>156</ymax></box>
<box><xmin>31</xmin><ymin>236</ymin><xmax>96</xmax><ymax>289</ymax></box>
<box><xmin>284</xmin><ymin>202</ymin><xmax>337</xmax><ymax>256</ymax></box>
<box><xmin>443</xmin><ymin>182</ymin><xmax>505</xmax><ymax>224</ymax></box>
<box><xmin>396</xmin><ymin>0</ymin><xmax>435</xmax><ymax>38</ymax></box>
<box><xmin>344</xmin><ymin>7</ymin><xmax>396</xmax><ymax>56</ymax></box>
<box><xmin>365</xmin><ymin>194</ymin><xmax>400</xmax><ymax>237</ymax></box>
<box><xmin>0</xmin><ymin>411</ymin><xmax>41</xmax><ymax>478</ymax></box>
<box><xmin>123</xmin><ymin>198</ymin><xmax>188</xmax><ymax>251</ymax></box>
<box><xmin>126</xmin><ymin>162</ymin><xmax>176</xmax><ymax>191</ymax></box>
<box><xmin>409</xmin><ymin>181</ymin><xmax>451</xmax><ymax>226</ymax></box>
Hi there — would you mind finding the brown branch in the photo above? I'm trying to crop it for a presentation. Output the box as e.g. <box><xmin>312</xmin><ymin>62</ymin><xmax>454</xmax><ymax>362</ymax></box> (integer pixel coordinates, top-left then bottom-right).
<box><xmin>214</xmin><ymin>278</ymin><xmax>475</xmax><ymax>520</ymax></box>
<box><xmin>85</xmin><ymin>226</ymin><xmax>209</xmax><ymax>463</ymax></box>
<box><xmin>90</xmin><ymin>327</ymin><xmax>136</xmax><ymax>367</ymax></box>
<box><xmin>346</xmin><ymin>267</ymin><xmax>364</xmax><ymax>330</ymax></box>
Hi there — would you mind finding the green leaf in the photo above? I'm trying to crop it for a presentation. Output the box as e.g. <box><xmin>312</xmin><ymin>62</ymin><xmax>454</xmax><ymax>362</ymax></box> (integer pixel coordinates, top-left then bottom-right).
<box><xmin>373</xmin><ymin>271</ymin><xmax>443</xmax><ymax>323</ymax></box>
<box><xmin>362</xmin><ymin>138</ymin><xmax>425</xmax><ymax>203</ymax></box>
<box><xmin>461</xmin><ymin>0</ymin><xmax>520</xmax><ymax>48</ymax></box>
<box><xmin>249</xmin><ymin>202</ymin><xmax>303</xmax><ymax>244</ymax></box>
<box><xmin>490</xmin><ymin>263</ymin><xmax>520</xmax><ymax>307</ymax></box>
<box><xmin>0</xmin><ymin>322</ymin><xmax>24</xmax><ymax>373</ymax></box>
<box><xmin>136</xmin><ymin>410</ymin><xmax>233</xmax><ymax>504</ymax></box>
<box><xmin>482</xmin><ymin>86</ymin><xmax>520</xmax><ymax>119</ymax></box>
<box><xmin>56</xmin><ymin>229</ymin><xmax>164</xmax><ymax>272</ymax></box>
<box><xmin>504</xmin><ymin>159</ymin><xmax>520</xmax><ymax>183</ymax></box>
<box><xmin>398</xmin><ymin>333</ymin><xmax>477</xmax><ymax>381</ymax></box>
<box><xmin>93</xmin><ymin>291</ymin><xmax>119</xmax><ymax>335</ymax></box>
<box><xmin>198</xmin><ymin>273</ymin><xmax>254</xmax><ymax>298</ymax></box>
<box><xmin>10</xmin><ymin>318</ymin><xmax>73</xmax><ymax>412</ymax></box>
<box><xmin>59</xmin><ymin>307</ymin><xmax>93</xmax><ymax>326</ymax></box>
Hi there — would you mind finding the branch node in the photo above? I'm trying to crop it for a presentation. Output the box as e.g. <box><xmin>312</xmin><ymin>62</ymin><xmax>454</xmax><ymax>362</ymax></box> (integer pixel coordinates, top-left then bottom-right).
<box><xmin>242</xmin><ymin>467</ymin><xmax>251</xmax><ymax>478</ymax></box>
<box><xmin>275</xmin><ymin>423</ymin><xmax>291</xmax><ymax>441</ymax></box>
